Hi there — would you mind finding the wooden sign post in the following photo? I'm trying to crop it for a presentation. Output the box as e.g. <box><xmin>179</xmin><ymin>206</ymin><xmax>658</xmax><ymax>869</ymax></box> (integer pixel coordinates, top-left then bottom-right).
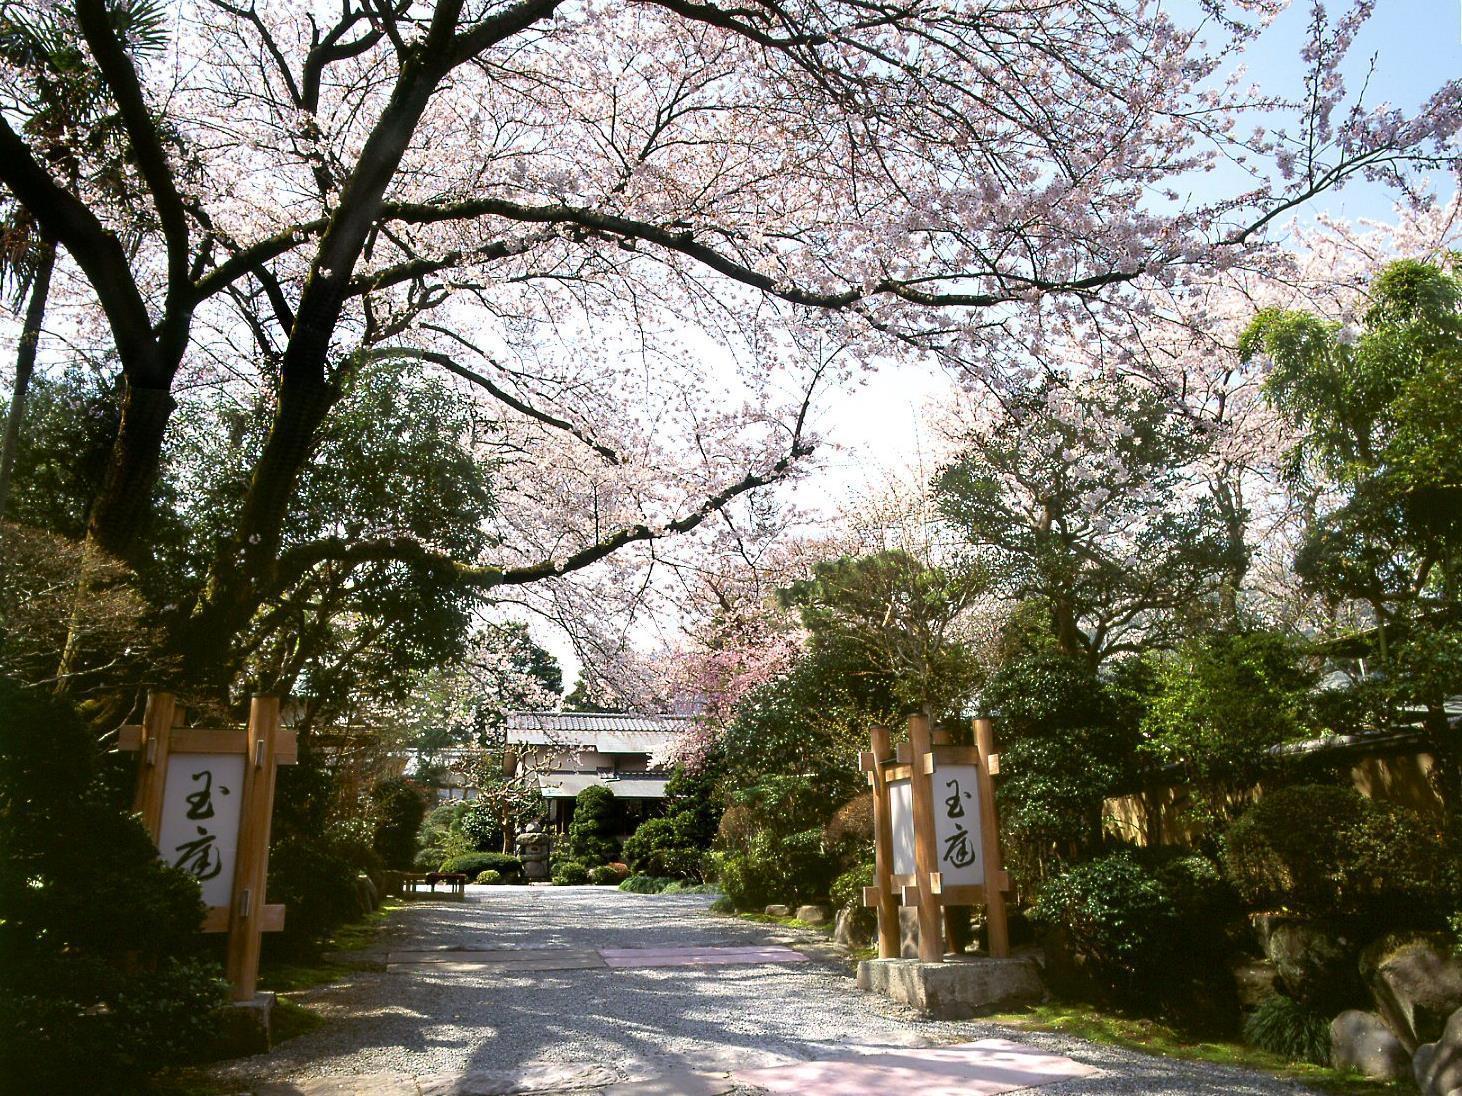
<box><xmin>861</xmin><ymin>713</ymin><xmax>1011</xmax><ymax>962</ymax></box>
<box><xmin>121</xmin><ymin>692</ymin><xmax>297</xmax><ymax>1001</ymax></box>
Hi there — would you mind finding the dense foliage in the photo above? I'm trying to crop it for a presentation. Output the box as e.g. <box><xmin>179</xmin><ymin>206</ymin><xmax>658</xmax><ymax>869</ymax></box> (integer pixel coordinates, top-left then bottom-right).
<box><xmin>0</xmin><ymin>679</ymin><xmax>228</xmax><ymax>1089</ymax></box>
<box><xmin>980</xmin><ymin>652</ymin><xmax>1139</xmax><ymax>883</ymax></box>
<box><xmin>369</xmin><ymin>777</ymin><xmax>428</xmax><ymax>870</ymax></box>
<box><xmin>564</xmin><ymin>786</ymin><xmax>619</xmax><ymax>867</ymax></box>
<box><xmin>1221</xmin><ymin>784</ymin><xmax>1451</xmax><ymax>923</ymax></box>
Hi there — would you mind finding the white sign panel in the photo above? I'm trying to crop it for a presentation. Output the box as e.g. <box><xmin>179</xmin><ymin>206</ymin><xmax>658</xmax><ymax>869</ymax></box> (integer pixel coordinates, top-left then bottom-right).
<box><xmin>888</xmin><ymin>778</ymin><xmax>915</xmax><ymax>877</ymax></box>
<box><xmin>156</xmin><ymin>754</ymin><xmax>246</xmax><ymax>907</ymax></box>
<box><xmin>933</xmin><ymin>764</ymin><xmax>984</xmax><ymax>886</ymax></box>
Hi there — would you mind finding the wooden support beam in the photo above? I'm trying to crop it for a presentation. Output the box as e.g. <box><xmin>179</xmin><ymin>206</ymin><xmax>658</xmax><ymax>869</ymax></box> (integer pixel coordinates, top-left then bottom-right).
<box><xmin>974</xmin><ymin>717</ymin><xmax>1010</xmax><ymax>958</ymax></box>
<box><xmin>226</xmin><ymin>696</ymin><xmax>281</xmax><ymax>1001</ymax></box>
<box><xmin>907</xmin><ymin>713</ymin><xmax>945</xmax><ymax>962</ymax></box>
<box><xmin>132</xmin><ymin>692</ymin><xmax>175</xmax><ymax>842</ymax></box>
<box><xmin>867</xmin><ymin>725</ymin><xmax>901</xmax><ymax>960</ymax></box>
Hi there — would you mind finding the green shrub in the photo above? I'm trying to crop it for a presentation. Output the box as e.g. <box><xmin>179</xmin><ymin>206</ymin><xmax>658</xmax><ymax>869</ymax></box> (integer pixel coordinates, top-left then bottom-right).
<box><xmin>1222</xmin><ymin>784</ymin><xmax>1450</xmax><ymax>921</ymax></box>
<box><xmin>552</xmin><ymin>860</ymin><xmax>590</xmax><ymax>885</ymax></box>
<box><xmin>369</xmin><ymin>777</ymin><xmax>428</xmax><ymax>870</ymax></box>
<box><xmin>588</xmin><ymin>864</ymin><xmax>629</xmax><ymax>885</ymax></box>
<box><xmin>1243</xmin><ymin>994</ymin><xmax>1331</xmax><ymax>1065</ymax></box>
<box><xmin>415</xmin><ymin>801</ymin><xmax>473</xmax><ymax>870</ymax></box>
<box><xmin>979</xmin><ymin>653</ymin><xmax>1139</xmax><ymax>885</ymax></box>
<box><xmin>0</xmin><ymin>679</ymin><xmax>229</xmax><ymax>1090</ymax></box>
<box><xmin>662</xmin><ymin>881</ymin><xmax>719</xmax><ymax>894</ymax></box>
<box><xmin>623</xmin><ymin>813</ymin><xmax>706</xmax><ymax>879</ymax></box>
<box><xmin>439</xmin><ymin>852</ymin><xmax>523</xmax><ymax>879</ymax></box>
<box><xmin>1031</xmin><ymin>852</ymin><xmax>1179</xmax><ymax>994</ymax></box>
<box><xmin>459</xmin><ymin>800</ymin><xmax>503</xmax><ymax>852</ymax></box>
<box><xmin>711</xmin><ymin>827</ymin><xmax>840</xmax><ymax>911</ymax></box>
<box><xmin>475</xmin><ymin>870</ymin><xmax>503</xmax><ymax>885</ymax></box>
<box><xmin>830</xmin><ymin>863</ymin><xmax>874</xmax><ymax>913</ymax></box>
<box><xmin>566</xmin><ymin>786</ymin><xmax>619</xmax><ymax>866</ymax></box>
<box><xmin>268</xmin><ymin>830</ymin><xmax>370</xmax><ymax>956</ymax></box>
<box><xmin>618</xmin><ymin>873</ymin><xmax>669</xmax><ymax>893</ymax></box>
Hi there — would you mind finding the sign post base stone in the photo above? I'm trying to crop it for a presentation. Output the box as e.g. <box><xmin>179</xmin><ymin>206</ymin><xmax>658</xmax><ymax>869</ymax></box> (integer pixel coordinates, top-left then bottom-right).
<box><xmin>213</xmin><ymin>992</ymin><xmax>276</xmax><ymax>1057</ymax></box>
<box><xmin>855</xmin><ymin>956</ymin><xmax>1043</xmax><ymax>1020</ymax></box>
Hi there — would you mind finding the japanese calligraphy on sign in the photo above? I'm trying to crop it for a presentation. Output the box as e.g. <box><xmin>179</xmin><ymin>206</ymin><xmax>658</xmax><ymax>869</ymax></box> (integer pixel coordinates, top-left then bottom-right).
<box><xmin>156</xmin><ymin>754</ymin><xmax>246</xmax><ymax>907</ymax></box>
<box><xmin>933</xmin><ymin>764</ymin><xmax>984</xmax><ymax>885</ymax></box>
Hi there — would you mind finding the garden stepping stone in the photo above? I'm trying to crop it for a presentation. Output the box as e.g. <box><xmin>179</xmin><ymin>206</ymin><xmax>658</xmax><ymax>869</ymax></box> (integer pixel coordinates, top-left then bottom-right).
<box><xmin>730</xmin><ymin>1038</ymin><xmax>1100</xmax><ymax>1096</ymax></box>
<box><xmin>598</xmin><ymin>945</ymin><xmax>807</xmax><ymax>968</ymax></box>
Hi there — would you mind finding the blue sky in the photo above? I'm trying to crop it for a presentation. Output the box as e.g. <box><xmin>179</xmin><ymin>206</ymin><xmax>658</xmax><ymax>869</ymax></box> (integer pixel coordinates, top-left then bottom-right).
<box><xmin>1199</xmin><ymin>0</ymin><xmax>1461</xmax><ymax>222</ymax></box>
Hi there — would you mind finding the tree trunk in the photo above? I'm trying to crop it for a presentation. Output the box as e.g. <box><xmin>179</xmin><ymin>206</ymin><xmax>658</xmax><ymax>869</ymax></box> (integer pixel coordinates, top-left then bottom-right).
<box><xmin>179</xmin><ymin>373</ymin><xmax>340</xmax><ymax>694</ymax></box>
<box><xmin>0</xmin><ymin>237</ymin><xmax>57</xmax><ymax>517</ymax></box>
<box><xmin>85</xmin><ymin>380</ymin><xmax>178</xmax><ymax>561</ymax></box>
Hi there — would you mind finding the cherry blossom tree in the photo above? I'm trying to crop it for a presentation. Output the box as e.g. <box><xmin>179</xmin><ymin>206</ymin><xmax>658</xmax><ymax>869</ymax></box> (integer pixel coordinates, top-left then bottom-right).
<box><xmin>1</xmin><ymin>0</ymin><xmax>1457</xmax><ymax>698</ymax></box>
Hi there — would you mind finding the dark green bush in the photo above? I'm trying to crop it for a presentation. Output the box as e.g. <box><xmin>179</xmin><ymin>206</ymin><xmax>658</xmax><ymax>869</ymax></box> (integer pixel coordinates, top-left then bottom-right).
<box><xmin>475</xmin><ymin>870</ymin><xmax>503</xmax><ymax>885</ymax></box>
<box><xmin>830</xmin><ymin>863</ymin><xmax>874</xmax><ymax>913</ymax></box>
<box><xmin>369</xmin><ymin>777</ymin><xmax>428</xmax><ymax>869</ymax></box>
<box><xmin>619</xmin><ymin>873</ymin><xmax>671</xmax><ymax>893</ymax></box>
<box><xmin>459</xmin><ymin>799</ymin><xmax>503</xmax><ymax>852</ymax></box>
<box><xmin>711</xmin><ymin>827</ymin><xmax>839</xmax><ymax>911</ymax></box>
<box><xmin>0</xmin><ymin>679</ymin><xmax>229</xmax><ymax>1090</ymax></box>
<box><xmin>979</xmin><ymin>653</ymin><xmax>1139</xmax><ymax>885</ymax></box>
<box><xmin>268</xmin><ymin>832</ymin><xmax>365</xmax><ymax>955</ymax></box>
<box><xmin>1243</xmin><ymin>994</ymin><xmax>1331</xmax><ymax>1065</ymax></box>
<box><xmin>566</xmin><ymin>785</ymin><xmax>619</xmax><ymax>866</ymax></box>
<box><xmin>623</xmin><ymin>814</ymin><xmax>705</xmax><ymax>879</ymax></box>
<box><xmin>439</xmin><ymin>851</ymin><xmax>523</xmax><ymax>879</ymax></box>
<box><xmin>1222</xmin><ymin>784</ymin><xmax>1450</xmax><ymax>921</ymax></box>
<box><xmin>587</xmin><ymin>864</ymin><xmax>628</xmax><ymax>885</ymax></box>
<box><xmin>552</xmin><ymin>860</ymin><xmax>590</xmax><ymax>885</ymax></box>
<box><xmin>1031</xmin><ymin>851</ymin><xmax>1179</xmax><ymax>997</ymax></box>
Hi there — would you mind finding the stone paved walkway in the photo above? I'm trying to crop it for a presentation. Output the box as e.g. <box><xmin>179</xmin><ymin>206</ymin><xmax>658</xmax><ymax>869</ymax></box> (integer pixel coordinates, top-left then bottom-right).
<box><xmin>215</xmin><ymin>886</ymin><xmax>1325</xmax><ymax>1096</ymax></box>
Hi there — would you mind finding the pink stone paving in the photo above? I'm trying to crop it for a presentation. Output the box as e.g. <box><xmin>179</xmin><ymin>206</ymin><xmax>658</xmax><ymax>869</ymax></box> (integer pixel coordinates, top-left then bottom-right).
<box><xmin>597</xmin><ymin>945</ymin><xmax>808</xmax><ymax>968</ymax></box>
<box><xmin>731</xmin><ymin>1038</ymin><xmax>1101</xmax><ymax>1096</ymax></box>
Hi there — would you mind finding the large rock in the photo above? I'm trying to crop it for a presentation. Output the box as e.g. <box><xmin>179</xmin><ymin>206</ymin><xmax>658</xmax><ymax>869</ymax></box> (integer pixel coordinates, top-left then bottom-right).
<box><xmin>763</xmin><ymin>904</ymin><xmax>791</xmax><ymax>917</ymax></box>
<box><xmin>795</xmin><ymin>904</ymin><xmax>830</xmax><ymax>926</ymax></box>
<box><xmin>1330</xmin><ymin>1010</ymin><xmax>1412</xmax><ymax>1082</ymax></box>
<box><xmin>1252</xmin><ymin>914</ymin><xmax>1363</xmax><ymax>1010</ymax></box>
<box><xmin>834</xmin><ymin>907</ymin><xmax>876</xmax><ymax>950</ymax></box>
<box><xmin>1361</xmin><ymin>932</ymin><xmax>1462</xmax><ymax>1051</ymax></box>
<box><xmin>1231</xmin><ymin>958</ymin><xmax>1280</xmax><ymax>1008</ymax></box>
<box><xmin>1414</xmin><ymin>1005</ymin><xmax>1462</xmax><ymax>1096</ymax></box>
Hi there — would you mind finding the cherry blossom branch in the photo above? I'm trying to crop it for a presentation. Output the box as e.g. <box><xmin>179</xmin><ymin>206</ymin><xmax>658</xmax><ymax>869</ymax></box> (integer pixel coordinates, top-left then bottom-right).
<box><xmin>361</xmin><ymin>346</ymin><xmax>625</xmax><ymax>464</ymax></box>
<box><xmin>273</xmin><ymin>434</ymin><xmax>813</xmax><ymax>593</ymax></box>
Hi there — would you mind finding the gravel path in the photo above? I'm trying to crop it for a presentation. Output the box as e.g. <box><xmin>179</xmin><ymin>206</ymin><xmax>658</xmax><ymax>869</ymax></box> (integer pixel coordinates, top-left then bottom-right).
<box><xmin>217</xmin><ymin>886</ymin><xmax>1322</xmax><ymax>1095</ymax></box>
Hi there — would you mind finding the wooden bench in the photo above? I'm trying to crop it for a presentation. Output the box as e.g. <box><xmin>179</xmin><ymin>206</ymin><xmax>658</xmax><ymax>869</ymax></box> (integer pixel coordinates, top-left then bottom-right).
<box><xmin>402</xmin><ymin>871</ymin><xmax>468</xmax><ymax>898</ymax></box>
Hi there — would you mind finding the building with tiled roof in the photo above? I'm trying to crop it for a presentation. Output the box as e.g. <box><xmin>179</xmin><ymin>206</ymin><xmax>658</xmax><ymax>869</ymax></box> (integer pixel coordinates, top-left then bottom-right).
<box><xmin>503</xmin><ymin>711</ymin><xmax>697</xmax><ymax>832</ymax></box>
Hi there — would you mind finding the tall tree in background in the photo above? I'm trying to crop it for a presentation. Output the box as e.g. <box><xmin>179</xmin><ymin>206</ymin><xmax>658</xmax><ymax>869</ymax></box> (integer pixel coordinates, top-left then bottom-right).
<box><xmin>1</xmin><ymin>0</ymin><xmax>1455</xmax><ymax>702</ymax></box>
<box><xmin>1242</xmin><ymin>257</ymin><xmax>1462</xmax><ymax>807</ymax></box>
<box><xmin>936</xmin><ymin>379</ymin><xmax>1240</xmax><ymax>666</ymax></box>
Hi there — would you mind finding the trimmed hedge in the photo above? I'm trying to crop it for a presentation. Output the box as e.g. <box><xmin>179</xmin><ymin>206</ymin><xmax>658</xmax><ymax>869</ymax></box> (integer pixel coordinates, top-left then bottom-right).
<box><xmin>587</xmin><ymin>863</ymin><xmax>629</xmax><ymax>886</ymax></box>
<box><xmin>552</xmin><ymin>860</ymin><xmax>590</xmax><ymax>885</ymax></box>
<box><xmin>622</xmin><ymin>814</ymin><xmax>705</xmax><ymax>879</ymax></box>
<box><xmin>439</xmin><ymin>852</ymin><xmax>523</xmax><ymax>879</ymax></box>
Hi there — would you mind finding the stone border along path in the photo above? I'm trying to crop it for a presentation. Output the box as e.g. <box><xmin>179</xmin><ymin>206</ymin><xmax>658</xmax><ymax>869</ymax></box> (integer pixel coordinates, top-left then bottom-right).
<box><xmin>219</xmin><ymin>886</ymin><xmax>1328</xmax><ymax>1096</ymax></box>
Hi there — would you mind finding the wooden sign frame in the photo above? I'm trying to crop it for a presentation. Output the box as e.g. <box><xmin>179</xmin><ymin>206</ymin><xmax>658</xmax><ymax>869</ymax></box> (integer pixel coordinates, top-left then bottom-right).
<box><xmin>860</xmin><ymin>713</ymin><xmax>1011</xmax><ymax>961</ymax></box>
<box><xmin>120</xmin><ymin>692</ymin><xmax>297</xmax><ymax>1001</ymax></box>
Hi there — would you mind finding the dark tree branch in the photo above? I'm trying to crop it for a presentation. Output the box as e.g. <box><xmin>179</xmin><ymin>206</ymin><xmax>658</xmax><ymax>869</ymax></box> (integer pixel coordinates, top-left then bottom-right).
<box><xmin>273</xmin><ymin>434</ymin><xmax>812</xmax><ymax>592</ymax></box>
<box><xmin>362</xmin><ymin>346</ymin><xmax>625</xmax><ymax>464</ymax></box>
<box><xmin>0</xmin><ymin>115</ymin><xmax>162</xmax><ymax>381</ymax></box>
<box><xmin>75</xmin><ymin>0</ymin><xmax>191</xmax><ymax>344</ymax></box>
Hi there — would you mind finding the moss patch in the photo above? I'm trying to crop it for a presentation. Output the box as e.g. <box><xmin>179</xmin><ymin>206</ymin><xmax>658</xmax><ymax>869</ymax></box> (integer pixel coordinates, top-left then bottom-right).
<box><xmin>988</xmin><ymin>1002</ymin><xmax>1409</xmax><ymax>1096</ymax></box>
